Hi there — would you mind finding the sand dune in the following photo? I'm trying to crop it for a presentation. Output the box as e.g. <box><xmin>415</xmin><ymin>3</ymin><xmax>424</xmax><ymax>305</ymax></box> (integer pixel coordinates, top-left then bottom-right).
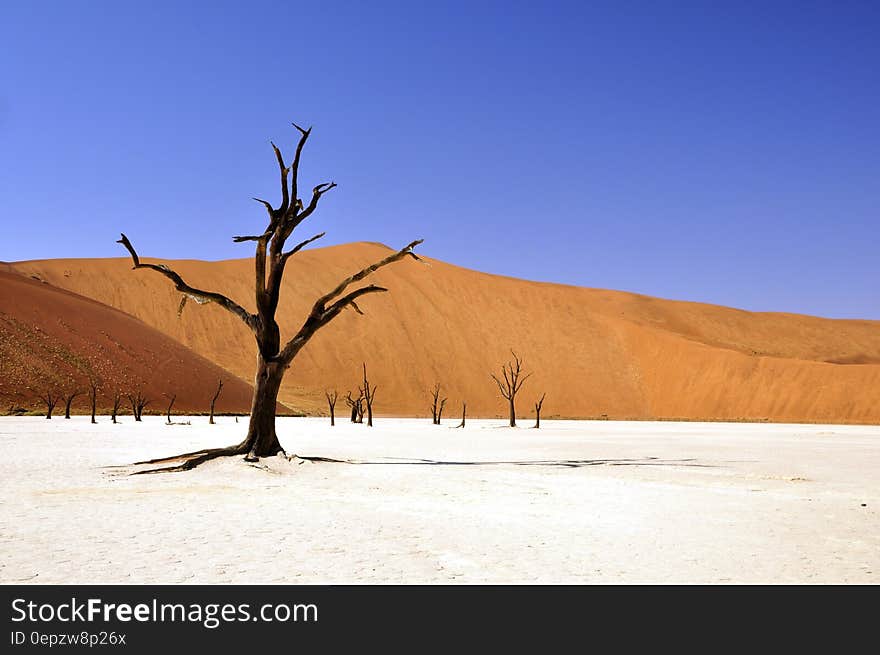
<box><xmin>0</xmin><ymin>269</ymin><xmax>255</xmax><ymax>414</ymax></box>
<box><xmin>8</xmin><ymin>243</ymin><xmax>880</xmax><ymax>422</ymax></box>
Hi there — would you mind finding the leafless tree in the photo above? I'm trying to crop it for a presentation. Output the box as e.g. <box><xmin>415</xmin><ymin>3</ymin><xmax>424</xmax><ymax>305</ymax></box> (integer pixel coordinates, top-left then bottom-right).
<box><xmin>117</xmin><ymin>123</ymin><xmax>420</xmax><ymax>471</ymax></box>
<box><xmin>63</xmin><ymin>389</ymin><xmax>82</xmax><ymax>420</ymax></box>
<box><xmin>88</xmin><ymin>379</ymin><xmax>99</xmax><ymax>424</ymax></box>
<box><xmin>361</xmin><ymin>363</ymin><xmax>377</xmax><ymax>427</ymax></box>
<box><xmin>346</xmin><ymin>390</ymin><xmax>364</xmax><ymax>424</ymax></box>
<box><xmin>111</xmin><ymin>392</ymin><xmax>122</xmax><ymax>424</ymax></box>
<box><xmin>429</xmin><ymin>382</ymin><xmax>447</xmax><ymax>425</ymax></box>
<box><xmin>128</xmin><ymin>392</ymin><xmax>150</xmax><ymax>422</ymax></box>
<box><xmin>533</xmin><ymin>393</ymin><xmax>546</xmax><ymax>429</ymax></box>
<box><xmin>491</xmin><ymin>350</ymin><xmax>531</xmax><ymax>427</ymax></box>
<box><xmin>40</xmin><ymin>390</ymin><xmax>58</xmax><ymax>419</ymax></box>
<box><xmin>164</xmin><ymin>393</ymin><xmax>176</xmax><ymax>425</ymax></box>
<box><xmin>325</xmin><ymin>389</ymin><xmax>338</xmax><ymax>426</ymax></box>
<box><xmin>209</xmin><ymin>379</ymin><xmax>223</xmax><ymax>425</ymax></box>
<box><xmin>455</xmin><ymin>401</ymin><xmax>467</xmax><ymax>428</ymax></box>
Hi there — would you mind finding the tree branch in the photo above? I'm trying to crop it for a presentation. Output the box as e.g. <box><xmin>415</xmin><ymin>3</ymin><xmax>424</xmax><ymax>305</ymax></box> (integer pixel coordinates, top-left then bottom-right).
<box><xmin>264</xmin><ymin>232</ymin><xmax>326</xmax><ymax>312</ymax></box>
<box><xmin>116</xmin><ymin>233</ymin><xmax>255</xmax><ymax>329</ymax></box>
<box><xmin>276</xmin><ymin>240</ymin><xmax>421</xmax><ymax>365</ymax></box>
<box><xmin>270</xmin><ymin>141</ymin><xmax>290</xmax><ymax>215</ymax></box>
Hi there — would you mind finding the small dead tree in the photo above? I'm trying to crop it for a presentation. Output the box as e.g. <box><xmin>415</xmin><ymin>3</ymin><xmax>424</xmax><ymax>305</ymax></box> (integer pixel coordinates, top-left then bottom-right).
<box><xmin>88</xmin><ymin>379</ymin><xmax>99</xmax><ymax>424</ymax></box>
<box><xmin>429</xmin><ymin>383</ymin><xmax>447</xmax><ymax>425</ymax></box>
<box><xmin>325</xmin><ymin>389</ymin><xmax>338</xmax><ymax>426</ymax></box>
<box><xmin>456</xmin><ymin>401</ymin><xmax>467</xmax><ymax>428</ymax></box>
<box><xmin>63</xmin><ymin>389</ymin><xmax>82</xmax><ymax>419</ymax></box>
<box><xmin>208</xmin><ymin>379</ymin><xmax>223</xmax><ymax>425</ymax></box>
<box><xmin>165</xmin><ymin>393</ymin><xmax>177</xmax><ymax>425</ymax></box>
<box><xmin>40</xmin><ymin>391</ymin><xmax>59</xmax><ymax>419</ymax></box>
<box><xmin>128</xmin><ymin>392</ymin><xmax>150</xmax><ymax>422</ymax></box>
<box><xmin>346</xmin><ymin>391</ymin><xmax>364</xmax><ymax>424</ymax></box>
<box><xmin>491</xmin><ymin>350</ymin><xmax>531</xmax><ymax>427</ymax></box>
<box><xmin>116</xmin><ymin>122</ymin><xmax>421</xmax><ymax>471</ymax></box>
<box><xmin>533</xmin><ymin>393</ymin><xmax>546</xmax><ymax>429</ymax></box>
<box><xmin>111</xmin><ymin>392</ymin><xmax>122</xmax><ymax>424</ymax></box>
<box><xmin>361</xmin><ymin>363</ymin><xmax>377</xmax><ymax>427</ymax></box>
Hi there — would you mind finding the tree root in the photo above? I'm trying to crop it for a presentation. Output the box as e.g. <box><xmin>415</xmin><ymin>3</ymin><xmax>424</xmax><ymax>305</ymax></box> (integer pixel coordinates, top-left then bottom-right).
<box><xmin>130</xmin><ymin>445</ymin><xmax>249</xmax><ymax>474</ymax></box>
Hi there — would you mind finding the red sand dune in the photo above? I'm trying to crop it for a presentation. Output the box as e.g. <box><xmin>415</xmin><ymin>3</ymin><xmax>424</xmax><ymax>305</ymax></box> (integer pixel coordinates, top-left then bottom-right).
<box><xmin>0</xmin><ymin>269</ymin><xmax>256</xmax><ymax>415</ymax></box>
<box><xmin>8</xmin><ymin>243</ymin><xmax>880</xmax><ymax>423</ymax></box>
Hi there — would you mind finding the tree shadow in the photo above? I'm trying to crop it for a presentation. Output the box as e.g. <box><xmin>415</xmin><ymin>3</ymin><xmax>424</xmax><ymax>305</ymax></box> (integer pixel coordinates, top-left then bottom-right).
<box><xmin>295</xmin><ymin>455</ymin><xmax>718</xmax><ymax>469</ymax></box>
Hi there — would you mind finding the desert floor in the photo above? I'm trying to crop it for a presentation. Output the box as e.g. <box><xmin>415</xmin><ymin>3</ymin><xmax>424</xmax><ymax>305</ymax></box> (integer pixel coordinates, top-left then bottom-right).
<box><xmin>0</xmin><ymin>416</ymin><xmax>877</xmax><ymax>584</ymax></box>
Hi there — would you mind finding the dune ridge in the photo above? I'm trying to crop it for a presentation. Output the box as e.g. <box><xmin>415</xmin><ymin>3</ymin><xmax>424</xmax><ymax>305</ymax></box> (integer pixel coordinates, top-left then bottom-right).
<box><xmin>7</xmin><ymin>243</ymin><xmax>880</xmax><ymax>423</ymax></box>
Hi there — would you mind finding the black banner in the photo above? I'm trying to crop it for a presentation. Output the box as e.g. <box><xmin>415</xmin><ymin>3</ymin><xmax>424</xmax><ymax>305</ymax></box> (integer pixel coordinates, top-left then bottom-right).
<box><xmin>1</xmin><ymin>585</ymin><xmax>875</xmax><ymax>650</ymax></box>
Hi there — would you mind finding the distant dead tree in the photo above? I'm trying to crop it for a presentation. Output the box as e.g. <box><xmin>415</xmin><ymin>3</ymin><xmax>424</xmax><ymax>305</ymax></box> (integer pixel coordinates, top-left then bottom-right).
<box><xmin>63</xmin><ymin>389</ymin><xmax>82</xmax><ymax>420</ymax></box>
<box><xmin>325</xmin><ymin>389</ymin><xmax>338</xmax><ymax>426</ymax></box>
<box><xmin>491</xmin><ymin>350</ymin><xmax>531</xmax><ymax>427</ymax></box>
<box><xmin>361</xmin><ymin>363</ymin><xmax>377</xmax><ymax>427</ymax></box>
<box><xmin>429</xmin><ymin>383</ymin><xmax>447</xmax><ymax>425</ymax></box>
<box><xmin>533</xmin><ymin>393</ymin><xmax>546</xmax><ymax>429</ymax></box>
<box><xmin>346</xmin><ymin>390</ymin><xmax>364</xmax><ymax>424</ymax></box>
<box><xmin>116</xmin><ymin>122</ymin><xmax>421</xmax><ymax>471</ymax></box>
<box><xmin>128</xmin><ymin>392</ymin><xmax>150</xmax><ymax>422</ymax></box>
<box><xmin>88</xmin><ymin>379</ymin><xmax>99</xmax><ymax>424</ymax></box>
<box><xmin>164</xmin><ymin>393</ymin><xmax>177</xmax><ymax>425</ymax></box>
<box><xmin>111</xmin><ymin>392</ymin><xmax>122</xmax><ymax>424</ymax></box>
<box><xmin>208</xmin><ymin>379</ymin><xmax>223</xmax><ymax>425</ymax></box>
<box><xmin>40</xmin><ymin>390</ymin><xmax>59</xmax><ymax>419</ymax></box>
<box><xmin>456</xmin><ymin>401</ymin><xmax>467</xmax><ymax>428</ymax></box>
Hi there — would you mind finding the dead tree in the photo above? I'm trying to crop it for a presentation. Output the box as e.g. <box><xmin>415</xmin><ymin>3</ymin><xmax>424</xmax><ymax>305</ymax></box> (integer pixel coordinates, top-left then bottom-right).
<box><xmin>40</xmin><ymin>391</ymin><xmax>58</xmax><ymax>419</ymax></box>
<box><xmin>346</xmin><ymin>390</ymin><xmax>364</xmax><ymax>424</ymax></box>
<box><xmin>325</xmin><ymin>389</ymin><xmax>338</xmax><ymax>426</ymax></box>
<box><xmin>491</xmin><ymin>350</ymin><xmax>531</xmax><ymax>427</ymax></box>
<box><xmin>208</xmin><ymin>379</ymin><xmax>223</xmax><ymax>424</ymax></box>
<box><xmin>117</xmin><ymin>123</ymin><xmax>421</xmax><ymax>470</ymax></box>
<box><xmin>111</xmin><ymin>392</ymin><xmax>122</xmax><ymax>424</ymax></box>
<box><xmin>63</xmin><ymin>389</ymin><xmax>82</xmax><ymax>419</ymax></box>
<box><xmin>456</xmin><ymin>401</ymin><xmax>467</xmax><ymax>428</ymax></box>
<box><xmin>533</xmin><ymin>393</ymin><xmax>546</xmax><ymax>429</ymax></box>
<box><xmin>88</xmin><ymin>380</ymin><xmax>99</xmax><ymax>424</ymax></box>
<box><xmin>128</xmin><ymin>392</ymin><xmax>150</xmax><ymax>422</ymax></box>
<box><xmin>361</xmin><ymin>363</ymin><xmax>377</xmax><ymax>427</ymax></box>
<box><xmin>165</xmin><ymin>393</ymin><xmax>176</xmax><ymax>425</ymax></box>
<box><xmin>430</xmin><ymin>383</ymin><xmax>447</xmax><ymax>425</ymax></box>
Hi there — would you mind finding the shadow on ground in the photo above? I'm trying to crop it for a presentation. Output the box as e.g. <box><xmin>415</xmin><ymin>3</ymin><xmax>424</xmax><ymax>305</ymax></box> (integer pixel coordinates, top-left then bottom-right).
<box><xmin>296</xmin><ymin>455</ymin><xmax>718</xmax><ymax>469</ymax></box>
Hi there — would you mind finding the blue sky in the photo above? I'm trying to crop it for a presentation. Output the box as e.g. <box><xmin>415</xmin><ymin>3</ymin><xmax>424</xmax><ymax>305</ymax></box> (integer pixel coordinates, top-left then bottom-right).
<box><xmin>1</xmin><ymin>1</ymin><xmax>878</xmax><ymax>318</ymax></box>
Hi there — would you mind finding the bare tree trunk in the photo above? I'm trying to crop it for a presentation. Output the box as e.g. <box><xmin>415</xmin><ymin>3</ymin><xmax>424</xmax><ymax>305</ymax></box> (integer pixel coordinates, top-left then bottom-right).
<box><xmin>456</xmin><ymin>402</ymin><xmax>466</xmax><ymax>428</ymax></box>
<box><xmin>89</xmin><ymin>381</ymin><xmax>98</xmax><ymax>424</ymax></box>
<box><xmin>209</xmin><ymin>379</ymin><xmax>223</xmax><ymax>425</ymax></box>
<box><xmin>238</xmin><ymin>358</ymin><xmax>284</xmax><ymax>460</ymax></box>
<box><xmin>111</xmin><ymin>392</ymin><xmax>121</xmax><ymax>424</ymax></box>
<box><xmin>165</xmin><ymin>393</ymin><xmax>176</xmax><ymax>425</ymax></box>
<box><xmin>325</xmin><ymin>389</ymin><xmax>338</xmax><ymax>426</ymax></box>
<box><xmin>41</xmin><ymin>392</ymin><xmax>58</xmax><ymax>419</ymax></box>
<box><xmin>64</xmin><ymin>390</ymin><xmax>81</xmax><ymax>419</ymax></box>
<box><xmin>509</xmin><ymin>398</ymin><xmax>516</xmax><ymax>427</ymax></box>
<box><xmin>534</xmin><ymin>393</ymin><xmax>545</xmax><ymax>429</ymax></box>
<box><xmin>430</xmin><ymin>382</ymin><xmax>447</xmax><ymax>425</ymax></box>
<box><xmin>361</xmin><ymin>363</ymin><xmax>376</xmax><ymax>427</ymax></box>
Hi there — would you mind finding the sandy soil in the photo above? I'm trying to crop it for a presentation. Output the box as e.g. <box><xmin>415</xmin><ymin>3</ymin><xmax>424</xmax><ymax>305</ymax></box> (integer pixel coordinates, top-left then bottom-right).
<box><xmin>0</xmin><ymin>270</ymin><xmax>255</xmax><ymax>413</ymax></box>
<box><xmin>10</xmin><ymin>244</ymin><xmax>880</xmax><ymax>422</ymax></box>
<box><xmin>1</xmin><ymin>416</ymin><xmax>877</xmax><ymax>584</ymax></box>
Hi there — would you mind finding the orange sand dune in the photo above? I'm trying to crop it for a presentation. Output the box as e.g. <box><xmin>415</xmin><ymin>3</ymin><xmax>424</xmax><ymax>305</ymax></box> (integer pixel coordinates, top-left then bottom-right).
<box><xmin>0</xmin><ymin>269</ymin><xmax>256</xmax><ymax>415</ymax></box>
<box><xmin>9</xmin><ymin>243</ymin><xmax>880</xmax><ymax>423</ymax></box>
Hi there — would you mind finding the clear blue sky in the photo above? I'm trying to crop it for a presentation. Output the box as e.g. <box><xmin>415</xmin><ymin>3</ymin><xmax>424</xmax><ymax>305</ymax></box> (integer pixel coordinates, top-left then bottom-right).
<box><xmin>1</xmin><ymin>1</ymin><xmax>877</xmax><ymax>318</ymax></box>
